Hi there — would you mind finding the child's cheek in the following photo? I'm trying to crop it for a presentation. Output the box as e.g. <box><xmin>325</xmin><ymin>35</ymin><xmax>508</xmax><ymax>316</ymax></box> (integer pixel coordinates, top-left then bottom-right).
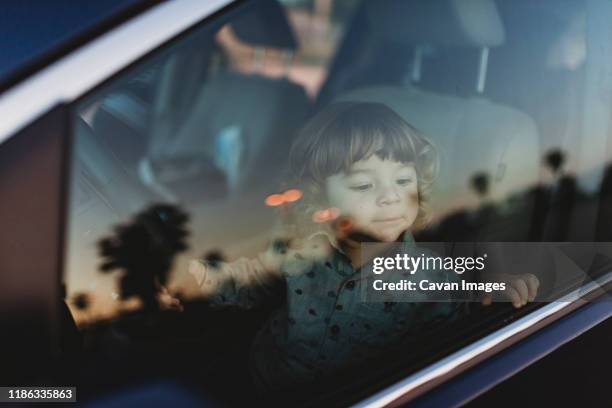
<box><xmin>344</xmin><ymin>202</ymin><xmax>366</xmax><ymax>225</ymax></box>
<box><xmin>340</xmin><ymin>200</ymin><xmax>373</xmax><ymax>229</ymax></box>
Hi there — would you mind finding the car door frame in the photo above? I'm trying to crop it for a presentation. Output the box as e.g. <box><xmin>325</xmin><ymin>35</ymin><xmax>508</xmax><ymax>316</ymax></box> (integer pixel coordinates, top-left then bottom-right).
<box><xmin>0</xmin><ymin>0</ymin><xmax>610</xmax><ymax>406</ymax></box>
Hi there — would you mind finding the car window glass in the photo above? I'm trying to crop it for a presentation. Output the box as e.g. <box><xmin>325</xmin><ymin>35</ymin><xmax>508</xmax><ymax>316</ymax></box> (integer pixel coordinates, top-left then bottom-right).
<box><xmin>63</xmin><ymin>0</ymin><xmax>612</xmax><ymax>405</ymax></box>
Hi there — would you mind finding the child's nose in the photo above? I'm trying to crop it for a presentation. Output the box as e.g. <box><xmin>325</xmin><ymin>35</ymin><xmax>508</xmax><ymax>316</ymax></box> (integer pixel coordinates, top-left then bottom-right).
<box><xmin>377</xmin><ymin>184</ymin><xmax>401</xmax><ymax>205</ymax></box>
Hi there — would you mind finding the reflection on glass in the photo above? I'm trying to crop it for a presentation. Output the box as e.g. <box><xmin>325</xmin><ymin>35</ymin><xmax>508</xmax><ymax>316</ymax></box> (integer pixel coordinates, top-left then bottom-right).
<box><xmin>98</xmin><ymin>204</ymin><xmax>189</xmax><ymax>312</ymax></box>
<box><xmin>61</xmin><ymin>0</ymin><xmax>612</xmax><ymax>405</ymax></box>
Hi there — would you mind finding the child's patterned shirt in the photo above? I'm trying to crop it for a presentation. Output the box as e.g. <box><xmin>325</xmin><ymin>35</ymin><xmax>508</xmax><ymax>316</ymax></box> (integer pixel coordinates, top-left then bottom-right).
<box><xmin>189</xmin><ymin>232</ymin><xmax>464</xmax><ymax>391</ymax></box>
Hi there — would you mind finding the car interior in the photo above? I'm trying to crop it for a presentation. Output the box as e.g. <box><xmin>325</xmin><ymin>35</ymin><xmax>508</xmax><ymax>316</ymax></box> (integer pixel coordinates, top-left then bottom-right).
<box><xmin>48</xmin><ymin>0</ymin><xmax>612</xmax><ymax>406</ymax></box>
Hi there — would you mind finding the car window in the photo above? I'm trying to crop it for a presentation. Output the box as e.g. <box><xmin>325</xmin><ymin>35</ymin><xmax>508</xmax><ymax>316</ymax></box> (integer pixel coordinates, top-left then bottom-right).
<box><xmin>62</xmin><ymin>0</ymin><xmax>612</xmax><ymax>406</ymax></box>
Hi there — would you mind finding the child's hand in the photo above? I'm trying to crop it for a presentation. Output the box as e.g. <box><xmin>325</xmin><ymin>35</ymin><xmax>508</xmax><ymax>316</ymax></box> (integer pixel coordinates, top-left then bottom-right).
<box><xmin>157</xmin><ymin>285</ymin><xmax>184</xmax><ymax>312</ymax></box>
<box><xmin>481</xmin><ymin>273</ymin><xmax>540</xmax><ymax>308</ymax></box>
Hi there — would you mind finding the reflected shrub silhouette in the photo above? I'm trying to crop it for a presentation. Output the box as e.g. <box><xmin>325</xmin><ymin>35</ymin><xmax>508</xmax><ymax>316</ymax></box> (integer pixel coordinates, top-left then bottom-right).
<box><xmin>417</xmin><ymin>150</ymin><xmax>592</xmax><ymax>242</ymax></box>
<box><xmin>470</xmin><ymin>172</ymin><xmax>490</xmax><ymax>198</ymax></box>
<box><xmin>98</xmin><ymin>204</ymin><xmax>190</xmax><ymax>312</ymax></box>
<box><xmin>545</xmin><ymin>148</ymin><xmax>566</xmax><ymax>175</ymax></box>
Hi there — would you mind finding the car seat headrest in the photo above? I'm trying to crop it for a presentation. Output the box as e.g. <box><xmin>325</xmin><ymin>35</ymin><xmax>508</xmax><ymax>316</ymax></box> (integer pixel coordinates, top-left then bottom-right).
<box><xmin>366</xmin><ymin>0</ymin><xmax>505</xmax><ymax>47</ymax></box>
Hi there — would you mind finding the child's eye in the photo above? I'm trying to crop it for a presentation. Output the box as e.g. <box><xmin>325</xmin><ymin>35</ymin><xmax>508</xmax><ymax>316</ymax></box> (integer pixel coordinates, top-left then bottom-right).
<box><xmin>396</xmin><ymin>178</ymin><xmax>414</xmax><ymax>186</ymax></box>
<box><xmin>349</xmin><ymin>183</ymin><xmax>373</xmax><ymax>192</ymax></box>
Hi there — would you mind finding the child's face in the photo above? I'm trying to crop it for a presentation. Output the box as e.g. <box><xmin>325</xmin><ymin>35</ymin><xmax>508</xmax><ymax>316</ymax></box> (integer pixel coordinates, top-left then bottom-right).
<box><xmin>324</xmin><ymin>155</ymin><xmax>419</xmax><ymax>242</ymax></box>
